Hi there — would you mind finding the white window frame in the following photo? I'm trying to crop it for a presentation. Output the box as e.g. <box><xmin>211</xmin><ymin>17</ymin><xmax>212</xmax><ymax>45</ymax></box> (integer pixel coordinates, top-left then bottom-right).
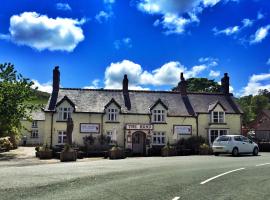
<box><xmin>211</xmin><ymin>111</ymin><xmax>225</xmax><ymax>123</ymax></box>
<box><xmin>152</xmin><ymin>132</ymin><xmax>166</xmax><ymax>145</ymax></box>
<box><xmin>58</xmin><ymin>107</ymin><xmax>72</xmax><ymax>121</ymax></box>
<box><xmin>58</xmin><ymin>131</ymin><xmax>67</xmax><ymax>144</ymax></box>
<box><xmin>107</xmin><ymin>108</ymin><xmax>118</xmax><ymax>122</ymax></box>
<box><xmin>152</xmin><ymin>109</ymin><xmax>165</xmax><ymax>123</ymax></box>
<box><xmin>209</xmin><ymin>129</ymin><xmax>228</xmax><ymax>144</ymax></box>
<box><xmin>32</xmin><ymin>121</ymin><xmax>38</xmax><ymax>128</ymax></box>
<box><xmin>31</xmin><ymin>129</ymin><xmax>39</xmax><ymax>138</ymax></box>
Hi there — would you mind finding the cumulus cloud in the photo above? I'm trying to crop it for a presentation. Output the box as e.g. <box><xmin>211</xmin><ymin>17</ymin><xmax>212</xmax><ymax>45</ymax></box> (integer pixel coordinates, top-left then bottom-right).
<box><xmin>31</xmin><ymin>80</ymin><xmax>52</xmax><ymax>93</ymax></box>
<box><xmin>0</xmin><ymin>12</ymin><xmax>85</xmax><ymax>52</ymax></box>
<box><xmin>56</xmin><ymin>3</ymin><xmax>72</xmax><ymax>11</ymax></box>
<box><xmin>104</xmin><ymin>59</ymin><xmax>211</xmax><ymax>89</ymax></box>
<box><xmin>84</xmin><ymin>79</ymin><xmax>101</xmax><ymax>89</ymax></box>
<box><xmin>137</xmin><ymin>0</ymin><xmax>236</xmax><ymax>34</ymax></box>
<box><xmin>198</xmin><ymin>57</ymin><xmax>218</xmax><ymax>67</ymax></box>
<box><xmin>250</xmin><ymin>25</ymin><xmax>270</xmax><ymax>44</ymax></box>
<box><xmin>239</xmin><ymin>73</ymin><xmax>270</xmax><ymax>96</ymax></box>
<box><xmin>209</xmin><ymin>70</ymin><xmax>220</xmax><ymax>77</ymax></box>
<box><xmin>114</xmin><ymin>37</ymin><xmax>132</xmax><ymax>49</ymax></box>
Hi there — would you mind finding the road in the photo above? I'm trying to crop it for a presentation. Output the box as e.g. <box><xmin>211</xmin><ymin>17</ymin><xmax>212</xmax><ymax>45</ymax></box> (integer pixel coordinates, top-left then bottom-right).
<box><xmin>0</xmin><ymin>153</ymin><xmax>269</xmax><ymax>200</ymax></box>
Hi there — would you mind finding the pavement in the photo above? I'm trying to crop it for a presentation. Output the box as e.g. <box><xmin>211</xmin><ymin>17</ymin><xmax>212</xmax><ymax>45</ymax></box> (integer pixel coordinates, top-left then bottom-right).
<box><xmin>0</xmin><ymin>148</ymin><xmax>269</xmax><ymax>200</ymax></box>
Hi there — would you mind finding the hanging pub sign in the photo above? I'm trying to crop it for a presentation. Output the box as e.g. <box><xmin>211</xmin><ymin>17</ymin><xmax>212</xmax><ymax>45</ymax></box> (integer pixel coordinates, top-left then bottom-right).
<box><xmin>126</xmin><ymin>124</ymin><xmax>153</xmax><ymax>130</ymax></box>
<box><xmin>173</xmin><ymin>125</ymin><xmax>192</xmax><ymax>135</ymax></box>
<box><xmin>80</xmin><ymin>123</ymin><xmax>100</xmax><ymax>133</ymax></box>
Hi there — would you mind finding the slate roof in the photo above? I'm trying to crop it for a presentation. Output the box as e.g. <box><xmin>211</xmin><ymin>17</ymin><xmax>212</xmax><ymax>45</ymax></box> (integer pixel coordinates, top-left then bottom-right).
<box><xmin>45</xmin><ymin>88</ymin><xmax>243</xmax><ymax>116</ymax></box>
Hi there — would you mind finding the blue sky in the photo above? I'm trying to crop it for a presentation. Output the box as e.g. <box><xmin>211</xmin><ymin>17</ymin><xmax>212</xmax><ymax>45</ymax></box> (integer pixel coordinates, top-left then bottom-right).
<box><xmin>0</xmin><ymin>0</ymin><xmax>270</xmax><ymax>96</ymax></box>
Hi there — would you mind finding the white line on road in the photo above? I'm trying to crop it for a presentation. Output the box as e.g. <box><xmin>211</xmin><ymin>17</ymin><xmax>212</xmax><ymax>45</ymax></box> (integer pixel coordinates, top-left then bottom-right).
<box><xmin>256</xmin><ymin>163</ymin><xmax>270</xmax><ymax>167</ymax></box>
<box><xmin>200</xmin><ymin>168</ymin><xmax>245</xmax><ymax>185</ymax></box>
<box><xmin>172</xmin><ymin>197</ymin><xmax>180</xmax><ymax>200</ymax></box>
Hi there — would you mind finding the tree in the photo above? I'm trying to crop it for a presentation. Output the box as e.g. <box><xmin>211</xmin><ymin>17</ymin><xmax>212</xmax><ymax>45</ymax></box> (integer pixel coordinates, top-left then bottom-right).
<box><xmin>236</xmin><ymin>95</ymin><xmax>255</xmax><ymax>126</ymax></box>
<box><xmin>172</xmin><ymin>78</ymin><xmax>221</xmax><ymax>92</ymax></box>
<box><xmin>251</xmin><ymin>95</ymin><xmax>269</xmax><ymax>114</ymax></box>
<box><xmin>0</xmin><ymin>63</ymin><xmax>38</xmax><ymax>138</ymax></box>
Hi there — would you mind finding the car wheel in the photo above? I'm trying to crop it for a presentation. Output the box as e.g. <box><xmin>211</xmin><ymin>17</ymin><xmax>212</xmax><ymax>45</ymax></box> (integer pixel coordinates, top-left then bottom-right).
<box><xmin>253</xmin><ymin>147</ymin><xmax>259</xmax><ymax>156</ymax></box>
<box><xmin>214</xmin><ymin>153</ymin><xmax>219</xmax><ymax>156</ymax></box>
<box><xmin>232</xmin><ymin>147</ymin><xmax>239</xmax><ymax>157</ymax></box>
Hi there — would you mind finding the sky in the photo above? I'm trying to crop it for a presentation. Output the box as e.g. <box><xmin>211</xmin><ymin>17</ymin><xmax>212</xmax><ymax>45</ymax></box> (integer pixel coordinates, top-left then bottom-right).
<box><xmin>0</xmin><ymin>0</ymin><xmax>270</xmax><ymax>97</ymax></box>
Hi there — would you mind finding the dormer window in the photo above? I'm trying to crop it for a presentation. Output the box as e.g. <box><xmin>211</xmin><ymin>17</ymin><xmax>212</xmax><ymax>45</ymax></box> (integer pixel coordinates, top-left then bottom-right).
<box><xmin>108</xmin><ymin>108</ymin><xmax>118</xmax><ymax>121</ymax></box>
<box><xmin>152</xmin><ymin>109</ymin><xmax>165</xmax><ymax>123</ymax></box>
<box><xmin>58</xmin><ymin>107</ymin><xmax>72</xmax><ymax>121</ymax></box>
<box><xmin>212</xmin><ymin>111</ymin><xmax>225</xmax><ymax>123</ymax></box>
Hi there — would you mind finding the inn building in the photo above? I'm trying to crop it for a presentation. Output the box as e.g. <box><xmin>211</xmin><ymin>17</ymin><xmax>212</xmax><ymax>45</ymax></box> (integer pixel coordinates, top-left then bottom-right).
<box><xmin>40</xmin><ymin>67</ymin><xmax>243</xmax><ymax>155</ymax></box>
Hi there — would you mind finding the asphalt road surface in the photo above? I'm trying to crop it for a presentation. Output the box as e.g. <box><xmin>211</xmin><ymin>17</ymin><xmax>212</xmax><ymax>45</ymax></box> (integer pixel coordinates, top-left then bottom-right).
<box><xmin>0</xmin><ymin>153</ymin><xmax>269</xmax><ymax>200</ymax></box>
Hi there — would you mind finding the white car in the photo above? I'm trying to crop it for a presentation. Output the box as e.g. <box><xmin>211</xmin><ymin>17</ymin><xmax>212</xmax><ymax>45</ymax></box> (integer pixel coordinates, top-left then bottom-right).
<box><xmin>212</xmin><ymin>135</ymin><xmax>259</xmax><ymax>156</ymax></box>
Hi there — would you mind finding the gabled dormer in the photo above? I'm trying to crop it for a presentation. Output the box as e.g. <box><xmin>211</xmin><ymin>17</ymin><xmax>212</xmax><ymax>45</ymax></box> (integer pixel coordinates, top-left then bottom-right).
<box><xmin>150</xmin><ymin>99</ymin><xmax>168</xmax><ymax>123</ymax></box>
<box><xmin>104</xmin><ymin>98</ymin><xmax>121</xmax><ymax>122</ymax></box>
<box><xmin>208</xmin><ymin>101</ymin><xmax>226</xmax><ymax>124</ymax></box>
<box><xmin>56</xmin><ymin>96</ymin><xmax>75</xmax><ymax>121</ymax></box>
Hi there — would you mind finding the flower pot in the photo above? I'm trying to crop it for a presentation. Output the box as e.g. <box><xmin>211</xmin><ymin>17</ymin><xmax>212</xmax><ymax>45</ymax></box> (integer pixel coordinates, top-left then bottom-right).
<box><xmin>60</xmin><ymin>151</ymin><xmax>77</xmax><ymax>162</ymax></box>
<box><xmin>161</xmin><ymin>147</ymin><xmax>176</xmax><ymax>157</ymax></box>
<box><xmin>109</xmin><ymin>147</ymin><xmax>125</xmax><ymax>159</ymax></box>
<box><xmin>35</xmin><ymin>151</ymin><xmax>40</xmax><ymax>158</ymax></box>
<box><xmin>39</xmin><ymin>150</ymin><xmax>53</xmax><ymax>159</ymax></box>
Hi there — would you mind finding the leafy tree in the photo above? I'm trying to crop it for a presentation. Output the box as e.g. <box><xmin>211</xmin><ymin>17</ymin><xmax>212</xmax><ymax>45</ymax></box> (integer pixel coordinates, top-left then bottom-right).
<box><xmin>172</xmin><ymin>78</ymin><xmax>221</xmax><ymax>92</ymax></box>
<box><xmin>236</xmin><ymin>95</ymin><xmax>255</xmax><ymax>126</ymax></box>
<box><xmin>251</xmin><ymin>95</ymin><xmax>269</xmax><ymax>114</ymax></box>
<box><xmin>0</xmin><ymin>63</ymin><xmax>38</xmax><ymax>138</ymax></box>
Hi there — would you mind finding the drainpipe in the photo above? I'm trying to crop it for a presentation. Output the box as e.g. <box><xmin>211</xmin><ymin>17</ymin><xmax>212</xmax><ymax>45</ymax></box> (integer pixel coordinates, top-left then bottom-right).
<box><xmin>50</xmin><ymin>112</ymin><xmax>54</xmax><ymax>148</ymax></box>
<box><xmin>196</xmin><ymin>115</ymin><xmax>199</xmax><ymax>136</ymax></box>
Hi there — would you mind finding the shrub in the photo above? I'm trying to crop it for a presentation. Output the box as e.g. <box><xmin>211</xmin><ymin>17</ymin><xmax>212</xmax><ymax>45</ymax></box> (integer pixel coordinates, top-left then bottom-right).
<box><xmin>176</xmin><ymin>136</ymin><xmax>206</xmax><ymax>155</ymax></box>
<box><xmin>199</xmin><ymin>143</ymin><xmax>212</xmax><ymax>155</ymax></box>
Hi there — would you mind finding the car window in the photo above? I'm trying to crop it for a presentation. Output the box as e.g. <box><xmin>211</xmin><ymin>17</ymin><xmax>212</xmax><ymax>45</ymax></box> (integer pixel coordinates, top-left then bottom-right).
<box><xmin>217</xmin><ymin>136</ymin><xmax>231</xmax><ymax>142</ymax></box>
<box><xmin>241</xmin><ymin>136</ymin><xmax>249</xmax><ymax>143</ymax></box>
<box><xmin>234</xmin><ymin>136</ymin><xmax>242</xmax><ymax>141</ymax></box>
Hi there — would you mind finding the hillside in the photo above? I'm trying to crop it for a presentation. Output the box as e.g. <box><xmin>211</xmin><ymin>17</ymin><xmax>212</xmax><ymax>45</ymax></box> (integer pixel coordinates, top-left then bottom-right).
<box><xmin>30</xmin><ymin>90</ymin><xmax>50</xmax><ymax>106</ymax></box>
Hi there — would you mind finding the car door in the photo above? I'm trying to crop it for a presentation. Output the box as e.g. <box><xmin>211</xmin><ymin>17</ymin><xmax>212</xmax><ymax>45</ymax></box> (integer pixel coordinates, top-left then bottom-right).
<box><xmin>233</xmin><ymin>136</ymin><xmax>245</xmax><ymax>153</ymax></box>
<box><xmin>241</xmin><ymin>136</ymin><xmax>254</xmax><ymax>153</ymax></box>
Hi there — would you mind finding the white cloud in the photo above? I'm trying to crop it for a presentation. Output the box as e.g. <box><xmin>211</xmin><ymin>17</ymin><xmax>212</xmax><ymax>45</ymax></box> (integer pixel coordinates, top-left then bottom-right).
<box><xmin>104</xmin><ymin>0</ymin><xmax>115</xmax><ymax>4</ymax></box>
<box><xmin>0</xmin><ymin>12</ymin><xmax>85</xmax><ymax>52</ymax></box>
<box><xmin>242</xmin><ymin>18</ymin><xmax>253</xmax><ymax>28</ymax></box>
<box><xmin>95</xmin><ymin>11</ymin><xmax>113</xmax><ymax>23</ymax></box>
<box><xmin>209</xmin><ymin>70</ymin><xmax>220</xmax><ymax>77</ymax></box>
<box><xmin>257</xmin><ymin>11</ymin><xmax>264</xmax><ymax>20</ymax></box>
<box><xmin>250</xmin><ymin>25</ymin><xmax>270</xmax><ymax>44</ymax></box>
<box><xmin>104</xmin><ymin>59</ymin><xmax>209</xmax><ymax>89</ymax></box>
<box><xmin>137</xmin><ymin>0</ymin><xmax>236</xmax><ymax>34</ymax></box>
<box><xmin>267</xmin><ymin>58</ymin><xmax>270</xmax><ymax>65</ymax></box>
<box><xmin>56</xmin><ymin>3</ymin><xmax>72</xmax><ymax>11</ymax></box>
<box><xmin>31</xmin><ymin>80</ymin><xmax>52</xmax><ymax>93</ymax></box>
<box><xmin>84</xmin><ymin>79</ymin><xmax>101</xmax><ymax>89</ymax></box>
<box><xmin>198</xmin><ymin>57</ymin><xmax>218</xmax><ymax>67</ymax></box>
<box><xmin>239</xmin><ymin>73</ymin><xmax>270</xmax><ymax>96</ymax></box>
<box><xmin>114</xmin><ymin>37</ymin><xmax>132</xmax><ymax>49</ymax></box>
<box><xmin>213</xmin><ymin>26</ymin><xmax>240</xmax><ymax>36</ymax></box>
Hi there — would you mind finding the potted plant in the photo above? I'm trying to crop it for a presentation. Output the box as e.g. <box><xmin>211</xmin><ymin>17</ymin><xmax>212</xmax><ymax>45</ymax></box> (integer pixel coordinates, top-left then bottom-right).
<box><xmin>39</xmin><ymin>144</ymin><xmax>53</xmax><ymax>159</ymax></box>
<box><xmin>199</xmin><ymin>143</ymin><xmax>212</xmax><ymax>155</ymax></box>
<box><xmin>161</xmin><ymin>141</ymin><xmax>176</xmax><ymax>157</ymax></box>
<box><xmin>109</xmin><ymin>145</ymin><xmax>125</xmax><ymax>159</ymax></box>
<box><xmin>60</xmin><ymin>144</ymin><xmax>77</xmax><ymax>162</ymax></box>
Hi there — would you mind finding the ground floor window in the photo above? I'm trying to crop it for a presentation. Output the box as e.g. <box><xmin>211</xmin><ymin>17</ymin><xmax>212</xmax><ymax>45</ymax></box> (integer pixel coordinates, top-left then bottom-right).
<box><xmin>152</xmin><ymin>132</ymin><xmax>165</xmax><ymax>145</ymax></box>
<box><xmin>58</xmin><ymin>131</ymin><xmax>67</xmax><ymax>144</ymax></box>
<box><xmin>106</xmin><ymin>131</ymin><xmax>114</xmax><ymax>145</ymax></box>
<box><xmin>209</xmin><ymin>129</ymin><xmax>228</xmax><ymax>144</ymax></box>
<box><xmin>31</xmin><ymin>130</ymin><xmax>39</xmax><ymax>138</ymax></box>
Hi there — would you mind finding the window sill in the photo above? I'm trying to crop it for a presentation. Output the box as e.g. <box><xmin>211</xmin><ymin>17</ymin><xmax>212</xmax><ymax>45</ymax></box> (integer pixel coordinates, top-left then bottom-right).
<box><xmin>209</xmin><ymin>123</ymin><xmax>227</xmax><ymax>125</ymax></box>
<box><xmin>56</xmin><ymin>120</ymin><xmax>68</xmax><ymax>122</ymax></box>
<box><xmin>105</xmin><ymin>121</ymin><xmax>120</xmax><ymax>123</ymax></box>
<box><xmin>151</xmin><ymin>122</ymin><xmax>167</xmax><ymax>124</ymax></box>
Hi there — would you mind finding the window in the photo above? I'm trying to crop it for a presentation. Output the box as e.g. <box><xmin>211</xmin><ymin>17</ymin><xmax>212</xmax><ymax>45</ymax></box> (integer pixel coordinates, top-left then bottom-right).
<box><xmin>152</xmin><ymin>109</ymin><xmax>165</xmax><ymax>123</ymax></box>
<box><xmin>234</xmin><ymin>136</ymin><xmax>242</xmax><ymax>142</ymax></box>
<box><xmin>106</xmin><ymin>131</ymin><xmax>114</xmax><ymax>144</ymax></box>
<box><xmin>209</xmin><ymin>129</ymin><xmax>228</xmax><ymax>144</ymax></box>
<box><xmin>152</xmin><ymin>132</ymin><xmax>165</xmax><ymax>145</ymax></box>
<box><xmin>58</xmin><ymin>131</ymin><xmax>67</xmax><ymax>144</ymax></box>
<box><xmin>32</xmin><ymin>121</ymin><xmax>38</xmax><ymax>128</ymax></box>
<box><xmin>212</xmin><ymin>111</ymin><xmax>225</xmax><ymax>123</ymax></box>
<box><xmin>58</xmin><ymin>107</ymin><xmax>72</xmax><ymax>121</ymax></box>
<box><xmin>108</xmin><ymin>108</ymin><xmax>118</xmax><ymax>121</ymax></box>
<box><xmin>31</xmin><ymin>130</ymin><xmax>39</xmax><ymax>138</ymax></box>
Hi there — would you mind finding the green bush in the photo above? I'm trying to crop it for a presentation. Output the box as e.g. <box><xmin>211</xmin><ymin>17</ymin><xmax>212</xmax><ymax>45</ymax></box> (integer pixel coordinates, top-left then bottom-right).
<box><xmin>176</xmin><ymin>136</ymin><xmax>206</xmax><ymax>155</ymax></box>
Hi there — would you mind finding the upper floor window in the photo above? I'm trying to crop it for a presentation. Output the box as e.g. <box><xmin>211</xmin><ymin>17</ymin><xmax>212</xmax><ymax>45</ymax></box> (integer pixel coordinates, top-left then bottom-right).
<box><xmin>107</xmin><ymin>108</ymin><xmax>118</xmax><ymax>121</ymax></box>
<box><xmin>152</xmin><ymin>109</ymin><xmax>165</xmax><ymax>123</ymax></box>
<box><xmin>58</xmin><ymin>107</ymin><xmax>72</xmax><ymax>121</ymax></box>
<box><xmin>212</xmin><ymin>111</ymin><xmax>225</xmax><ymax>123</ymax></box>
<box><xmin>31</xmin><ymin>130</ymin><xmax>39</xmax><ymax>138</ymax></box>
<box><xmin>32</xmin><ymin>121</ymin><xmax>38</xmax><ymax>128</ymax></box>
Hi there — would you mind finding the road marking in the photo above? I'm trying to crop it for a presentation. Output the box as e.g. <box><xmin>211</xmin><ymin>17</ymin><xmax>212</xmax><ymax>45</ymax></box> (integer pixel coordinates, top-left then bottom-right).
<box><xmin>256</xmin><ymin>163</ymin><xmax>270</xmax><ymax>167</ymax></box>
<box><xmin>172</xmin><ymin>197</ymin><xmax>180</xmax><ymax>200</ymax></box>
<box><xmin>200</xmin><ymin>168</ymin><xmax>245</xmax><ymax>185</ymax></box>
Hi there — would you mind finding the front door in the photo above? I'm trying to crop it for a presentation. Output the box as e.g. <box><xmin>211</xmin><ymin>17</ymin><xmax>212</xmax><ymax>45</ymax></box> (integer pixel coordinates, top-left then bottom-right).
<box><xmin>132</xmin><ymin>132</ymin><xmax>145</xmax><ymax>155</ymax></box>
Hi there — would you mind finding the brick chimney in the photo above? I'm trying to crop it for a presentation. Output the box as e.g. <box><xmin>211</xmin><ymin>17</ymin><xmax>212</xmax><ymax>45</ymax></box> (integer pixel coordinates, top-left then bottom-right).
<box><xmin>122</xmin><ymin>74</ymin><xmax>131</xmax><ymax>110</ymax></box>
<box><xmin>179</xmin><ymin>72</ymin><xmax>187</xmax><ymax>96</ymax></box>
<box><xmin>221</xmin><ymin>73</ymin><xmax>230</xmax><ymax>95</ymax></box>
<box><xmin>48</xmin><ymin>66</ymin><xmax>60</xmax><ymax>110</ymax></box>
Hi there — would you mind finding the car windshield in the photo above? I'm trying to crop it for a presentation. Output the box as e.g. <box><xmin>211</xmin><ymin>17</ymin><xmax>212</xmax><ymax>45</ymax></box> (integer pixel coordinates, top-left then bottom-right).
<box><xmin>216</xmin><ymin>136</ymin><xmax>231</xmax><ymax>142</ymax></box>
